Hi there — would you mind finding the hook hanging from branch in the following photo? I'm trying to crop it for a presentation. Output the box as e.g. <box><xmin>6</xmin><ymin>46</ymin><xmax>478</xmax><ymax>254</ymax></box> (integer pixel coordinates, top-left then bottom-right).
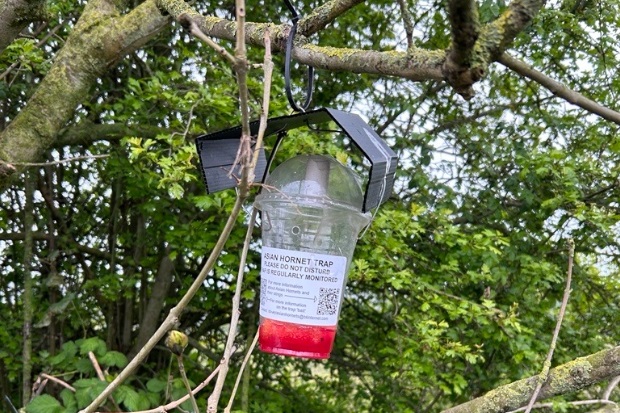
<box><xmin>283</xmin><ymin>0</ymin><xmax>314</xmax><ymax>112</ymax></box>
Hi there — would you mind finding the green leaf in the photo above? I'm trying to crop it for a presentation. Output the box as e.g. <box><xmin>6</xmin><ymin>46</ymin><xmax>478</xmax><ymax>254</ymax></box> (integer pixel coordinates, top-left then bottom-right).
<box><xmin>146</xmin><ymin>378</ymin><xmax>168</xmax><ymax>393</ymax></box>
<box><xmin>120</xmin><ymin>386</ymin><xmax>148</xmax><ymax>411</ymax></box>
<box><xmin>99</xmin><ymin>351</ymin><xmax>128</xmax><ymax>368</ymax></box>
<box><xmin>59</xmin><ymin>388</ymin><xmax>77</xmax><ymax>413</ymax></box>
<box><xmin>168</xmin><ymin>182</ymin><xmax>184</xmax><ymax>199</ymax></box>
<box><xmin>26</xmin><ymin>395</ymin><xmax>63</xmax><ymax>413</ymax></box>
<box><xmin>78</xmin><ymin>337</ymin><xmax>107</xmax><ymax>357</ymax></box>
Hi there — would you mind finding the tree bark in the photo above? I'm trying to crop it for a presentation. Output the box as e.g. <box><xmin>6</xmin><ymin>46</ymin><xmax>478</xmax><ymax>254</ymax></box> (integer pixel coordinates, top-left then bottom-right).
<box><xmin>129</xmin><ymin>249</ymin><xmax>174</xmax><ymax>358</ymax></box>
<box><xmin>0</xmin><ymin>0</ymin><xmax>167</xmax><ymax>189</ymax></box>
<box><xmin>442</xmin><ymin>346</ymin><xmax>620</xmax><ymax>413</ymax></box>
<box><xmin>0</xmin><ymin>0</ymin><xmax>47</xmax><ymax>53</ymax></box>
<box><xmin>0</xmin><ymin>0</ymin><xmax>552</xmax><ymax>188</ymax></box>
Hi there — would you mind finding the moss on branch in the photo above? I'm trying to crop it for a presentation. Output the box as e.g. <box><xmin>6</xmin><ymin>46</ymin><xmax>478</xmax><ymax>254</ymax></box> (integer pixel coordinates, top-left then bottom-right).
<box><xmin>442</xmin><ymin>346</ymin><xmax>620</xmax><ymax>413</ymax></box>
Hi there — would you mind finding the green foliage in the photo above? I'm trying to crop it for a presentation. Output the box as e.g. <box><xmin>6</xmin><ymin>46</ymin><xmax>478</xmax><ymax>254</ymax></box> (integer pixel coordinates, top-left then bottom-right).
<box><xmin>26</xmin><ymin>394</ymin><xmax>64</xmax><ymax>413</ymax></box>
<box><xmin>3</xmin><ymin>0</ymin><xmax>620</xmax><ymax>412</ymax></box>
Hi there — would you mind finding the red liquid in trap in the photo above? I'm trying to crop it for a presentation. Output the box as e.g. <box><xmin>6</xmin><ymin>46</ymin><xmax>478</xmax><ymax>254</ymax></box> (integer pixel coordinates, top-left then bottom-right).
<box><xmin>259</xmin><ymin>318</ymin><xmax>337</xmax><ymax>359</ymax></box>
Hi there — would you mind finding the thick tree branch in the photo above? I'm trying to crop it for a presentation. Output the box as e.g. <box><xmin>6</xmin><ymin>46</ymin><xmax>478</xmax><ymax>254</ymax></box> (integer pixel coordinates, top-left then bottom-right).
<box><xmin>442</xmin><ymin>346</ymin><xmax>620</xmax><ymax>413</ymax></box>
<box><xmin>157</xmin><ymin>0</ymin><xmax>446</xmax><ymax>81</ymax></box>
<box><xmin>485</xmin><ymin>0</ymin><xmax>545</xmax><ymax>55</ymax></box>
<box><xmin>0</xmin><ymin>0</ymin><xmax>168</xmax><ymax>189</ymax></box>
<box><xmin>443</xmin><ymin>0</ymin><xmax>480</xmax><ymax>98</ymax></box>
<box><xmin>0</xmin><ymin>0</ymin><xmax>558</xmax><ymax>188</ymax></box>
<box><xmin>446</xmin><ymin>0</ymin><xmax>546</xmax><ymax>98</ymax></box>
<box><xmin>0</xmin><ymin>0</ymin><xmax>47</xmax><ymax>53</ymax></box>
<box><xmin>499</xmin><ymin>53</ymin><xmax>620</xmax><ymax>125</ymax></box>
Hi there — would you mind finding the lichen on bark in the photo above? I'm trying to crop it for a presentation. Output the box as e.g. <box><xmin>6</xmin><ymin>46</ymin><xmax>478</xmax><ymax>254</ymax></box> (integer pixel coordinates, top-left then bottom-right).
<box><xmin>442</xmin><ymin>346</ymin><xmax>620</xmax><ymax>413</ymax></box>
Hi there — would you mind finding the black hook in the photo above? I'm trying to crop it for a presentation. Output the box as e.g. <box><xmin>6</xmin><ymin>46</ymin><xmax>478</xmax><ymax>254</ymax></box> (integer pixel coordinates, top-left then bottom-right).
<box><xmin>283</xmin><ymin>0</ymin><xmax>314</xmax><ymax>112</ymax></box>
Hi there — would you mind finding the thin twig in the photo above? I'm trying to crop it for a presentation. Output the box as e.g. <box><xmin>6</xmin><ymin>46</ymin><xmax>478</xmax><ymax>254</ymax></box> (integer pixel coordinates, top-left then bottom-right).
<box><xmin>39</xmin><ymin>374</ymin><xmax>76</xmax><ymax>392</ymax></box>
<box><xmin>169</xmin><ymin>100</ymin><xmax>199</xmax><ymax>144</ymax></box>
<box><xmin>603</xmin><ymin>375</ymin><xmax>620</xmax><ymax>400</ymax></box>
<box><xmin>396</xmin><ymin>0</ymin><xmax>414</xmax><ymax>49</ymax></box>
<box><xmin>207</xmin><ymin>16</ymin><xmax>272</xmax><ymax>410</ymax></box>
<box><xmin>522</xmin><ymin>239</ymin><xmax>575</xmax><ymax>413</ymax></box>
<box><xmin>88</xmin><ymin>352</ymin><xmax>121</xmax><ymax>411</ymax></box>
<box><xmin>224</xmin><ymin>329</ymin><xmax>259</xmax><ymax>413</ymax></box>
<box><xmin>250</xmin><ymin>29</ymin><xmax>274</xmax><ymax>181</ymax></box>
<box><xmin>207</xmin><ymin>207</ymin><xmax>258</xmax><ymax>412</ymax></box>
<box><xmin>88</xmin><ymin>352</ymin><xmax>106</xmax><ymax>381</ymax></box>
<box><xmin>176</xmin><ymin>355</ymin><xmax>200</xmax><ymax>413</ymax></box>
<box><xmin>499</xmin><ymin>53</ymin><xmax>620</xmax><ymax>126</ymax></box>
<box><xmin>186</xmin><ymin>20</ymin><xmax>236</xmax><ymax>65</ymax></box>
<box><xmin>99</xmin><ymin>364</ymin><xmax>224</xmax><ymax>413</ymax></box>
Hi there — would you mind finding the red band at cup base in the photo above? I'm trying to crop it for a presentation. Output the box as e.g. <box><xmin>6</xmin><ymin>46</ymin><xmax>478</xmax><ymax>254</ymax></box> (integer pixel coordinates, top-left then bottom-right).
<box><xmin>259</xmin><ymin>318</ymin><xmax>337</xmax><ymax>359</ymax></box>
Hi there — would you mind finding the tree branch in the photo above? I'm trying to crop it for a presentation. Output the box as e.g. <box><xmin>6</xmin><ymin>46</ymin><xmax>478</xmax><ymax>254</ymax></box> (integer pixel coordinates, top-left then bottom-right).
<box><xmin>441</xmin><ymin>346</ymin><xmax>620</xmax><ymax>413</ymax></box>
<box><xmin>158</xmin><ymin>0</ymin><xmax>446</xmax><ymax>82</ymax></box>
<box><xmin>0</xmin><ymin>0</ymin><xmax>47</xmax><ymax>53</ymax></box>
<box><xmin>0</xmin><ymin>0</ymin><xmax>168</xmax><ymax>189</ymax></box>
<box><xmin>129</xmin><ymin>249</ymin><xmax>174</xmax><ymax>358</ymax></box>
<box><xmin>499</xmin><ymin>53</ymin><xmax>620</xmax><ymax>125</ymax></box>
<box><xmin>443</xmin><ymin>0</ymin><xmax>480</xmax><ymax>98</ymax></box>
<box><xmin>445</xmin><ymin>0</ymin><xmax>546</xmax><ymax>98</ymax></box>
<box><xmin>297</xmin><ymin>0</ymin><xmax>365</xmax><ymax>37</ymax></box>
<box><xmin>396</xmin><ymin>0</ymin><xmax>414</xmax><ymax>49</ymax></box>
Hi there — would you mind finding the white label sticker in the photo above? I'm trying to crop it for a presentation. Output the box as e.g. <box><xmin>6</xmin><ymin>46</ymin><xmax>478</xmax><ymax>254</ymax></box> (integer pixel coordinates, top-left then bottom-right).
<box><xmin>259</xmin><ymin>246</ymin><xmax>347</xmax><ymax>326</ymax></box>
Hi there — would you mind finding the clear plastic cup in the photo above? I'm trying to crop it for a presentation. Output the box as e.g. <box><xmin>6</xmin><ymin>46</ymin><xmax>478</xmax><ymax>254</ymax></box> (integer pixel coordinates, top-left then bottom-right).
<box><xmin>254</xmin><ymin>155</ymin><xmax>370</xmax><ymax>359</ymax></box>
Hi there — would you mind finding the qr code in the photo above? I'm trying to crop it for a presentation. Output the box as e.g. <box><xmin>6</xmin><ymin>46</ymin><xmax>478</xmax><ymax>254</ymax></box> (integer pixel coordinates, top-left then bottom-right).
<box><xmin>260</xmin><ymin>282</ymin><xmax>267</xmax><ymax>307</ymax></box>
<box><xmin>317</xmin><ymin>288</ymin><xmax>340</xmax><ymax>316</ymax></box>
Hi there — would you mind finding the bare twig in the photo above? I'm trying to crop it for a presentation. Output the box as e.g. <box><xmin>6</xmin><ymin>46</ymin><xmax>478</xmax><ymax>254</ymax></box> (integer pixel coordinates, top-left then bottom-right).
<box><xmin>88</xmin><ymin>352</ymin><xmax>105</xmax><ymax>381</ymax></box>
<box><xmin>250</xmin><ymin>29</ymin><xmax>274</xmax><ymax>182</ymax></box>
<box><xmin>207</xmin><ymin>207</ymin><xmax>258</xmax><ymax>412</ymax></box>
<box><xmin>207</xmin><ymin>24</ymin><xmax>273</xmax><ymax>412</ymax></box>
<box><xmin>39</xmin><ymin>374</ymin><xmax>76</xmax><ymax>392</ymax></box>
<box><xmin>499</xmin><ymin>53</ymin><xmax>620</xmax><ymax>125</ymax></box>
<box><xmin>184</xmin><ymin>19</ymin><xmax>236</xmax><ymax>65</ymax></box>
<box><xmin>603</xmin><ymin>375</ymin><xmax>620</xmax><ymax>400</ymax></box>
<box><xmin>100</xmin><ymin>364</ymin><xmax>224</xmax><ymax>413</ymax></box>
<box><xmin>522</xmin><ymin>239</ymin><xmax>575</xmax><ymax>413</ymax></box>
<box><xmin>205</xmin><ymin>0</ymin><xmax>255</xmax><ymax>410</ymax></box>
<box><xmin>88</xmin><ymin>352</ymin><xmax>121</xmax><ymax>411</ymax></box>
<box><xmin>397</xmin><ymin>0</ymin><xmax>414</xmax><ymax>49</ymax></box>
<box><xmin>224</xmin><ymin>329</ymin><xmax>259</xmax><ymax>413</ymax></box>
<box><xmin>176</xmin><ymin>355</ymin><xmax>200</xmax><ymax>413</ymax></box>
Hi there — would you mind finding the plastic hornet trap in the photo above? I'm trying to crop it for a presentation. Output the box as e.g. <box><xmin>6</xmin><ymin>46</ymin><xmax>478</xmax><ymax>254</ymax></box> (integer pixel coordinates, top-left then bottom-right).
<box><xmin>195</xmin><ymin>108</ymin><xmax>398</xmax><ymax>213</ymax></box>
<box><xmin>195</xmin><ymin>108</ymin><xmax>398</xmax><ymax>359</ymax></box>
